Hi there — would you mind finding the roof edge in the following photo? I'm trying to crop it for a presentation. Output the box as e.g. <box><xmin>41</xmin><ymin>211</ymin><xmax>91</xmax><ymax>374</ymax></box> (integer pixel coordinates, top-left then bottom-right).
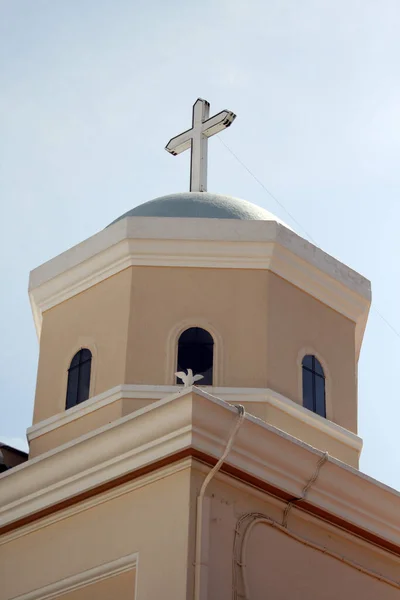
<box><xmin>0</xmin><ymin>388</ymin><xmax>398</xmax><ymax>552</ymax></box>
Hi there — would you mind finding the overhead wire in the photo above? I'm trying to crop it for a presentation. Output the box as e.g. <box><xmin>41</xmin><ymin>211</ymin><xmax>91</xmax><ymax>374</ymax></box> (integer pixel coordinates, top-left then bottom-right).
<box><xmin>217</xmin><ymin>135</ymin><xmax>400</xmax><ymax>343</ymax></box>
<box><xmin>217</xmin><ymin>135</ymin><xmax>318</xmax><ymax>245</ymax></box>
<box><xmin>370</xmin><ymin>304</ymin><xmax>400</xmax><ymax>339</ymax></box>
<box><xmin>216</xmin><ymin>135</ymin><xmax>400</xmax><ymax>597</ymax></box>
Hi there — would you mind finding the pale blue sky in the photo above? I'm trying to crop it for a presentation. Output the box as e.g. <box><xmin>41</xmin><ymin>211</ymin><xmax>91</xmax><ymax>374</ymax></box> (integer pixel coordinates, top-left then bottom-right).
<box><xmin>1</xmin><ymin>1</ymin><xmax>400</xmax><ymax>490</ymax></box>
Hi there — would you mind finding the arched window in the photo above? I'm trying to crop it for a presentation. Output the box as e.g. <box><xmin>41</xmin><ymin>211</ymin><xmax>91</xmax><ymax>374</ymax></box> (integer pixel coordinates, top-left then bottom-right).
<box><xmin>302</xmin><ymin>355</ymin><xmax>326</xmax><ymax>418</ymax></box>
<box><xmin>66</xmin><ymin>348</ymin><xmax>92</xmax><ymax>410</ymax></box>
<box><xmin>177</xmin><ymin>327</ymin><xmax>214</xmax><ymax>385</ymax></box>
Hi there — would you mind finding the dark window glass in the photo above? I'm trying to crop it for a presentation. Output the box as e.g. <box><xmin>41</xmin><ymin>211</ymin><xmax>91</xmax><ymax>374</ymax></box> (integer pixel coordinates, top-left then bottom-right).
<box><xmin>78</xmin><ymin>358</ymin><xmax>91</xmax><ymax>404</ymax></box>
<box><xmin>314</xmin><ymin>358</ymin><xmax>324</xmax><ymax>377</ymax></box>
<box><xmin>302</xmin><ymin>355</ymin><xmax>326</xmax><ymax>418</ymax></box>
<box><xmin>66</xmin><ymin>349</ymin><xmax>92</xmax><ymax>410</ymax></box>
<box><xmin>70</xmin><ymin>352</ymin><xmax>80</xmax><ymax>368</ymax></box>
<box><xmin>302</xmin><ymin>354</ymin><xmax>313</xmax><ymax>369</ymax></box>
<box><xmin>66</xmin><ymin>361</ymin><xmax>79</xmax><ymax>409</ymax></box>
<box><xmin>177</xmin><ymin>327</ymin><xmax>214</xmax><ymax>385</ymax></box>
<box><xmin>315</xmin><ymin>374</ymin><xmax>326</xmax><ymax>418</ymax></box>
<box><xmin>302</xmin><ymin>368</ymin><xmax>314</xmax><ymax>412</ymax></box>
<box><xmin>80</xmin><ymin>348</ymin><xmax>92</xmax><ymax>363</ymax></box>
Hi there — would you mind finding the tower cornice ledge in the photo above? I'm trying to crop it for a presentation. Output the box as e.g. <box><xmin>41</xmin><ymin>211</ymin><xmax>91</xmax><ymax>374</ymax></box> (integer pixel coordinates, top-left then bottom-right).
<box><xmin>29</xmin><ymin>216</ymin><xmax>371</xmax><ymax>355</ymax></box>
<box><xmin>0</xmin><ymin>388</ymin><xmax>398</xmax><ymax>554</ymax></box>
<box><xmin>26</xmin><ymin>384</ymin><xmax>363</xmax><ymax>466</ymax></box>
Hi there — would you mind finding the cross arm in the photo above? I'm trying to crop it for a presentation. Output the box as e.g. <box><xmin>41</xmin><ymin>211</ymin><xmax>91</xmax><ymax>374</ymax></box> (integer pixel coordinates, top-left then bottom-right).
<box><xmin>203</xmin><ymin>110</ymin><xmax>236</xmax><ymax>138</ymax></box>
<box><xmin>165</xmin><ymin>128</ymin><xmax>192</xmax><ymax>156</ymax></box>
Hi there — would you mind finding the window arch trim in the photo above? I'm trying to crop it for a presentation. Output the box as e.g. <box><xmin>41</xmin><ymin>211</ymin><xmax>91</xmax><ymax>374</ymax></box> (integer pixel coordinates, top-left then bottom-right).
<box><xmin>166</xmin><ymin>318</ymin><xmax>223</xmax><ymax>386</ymax></box>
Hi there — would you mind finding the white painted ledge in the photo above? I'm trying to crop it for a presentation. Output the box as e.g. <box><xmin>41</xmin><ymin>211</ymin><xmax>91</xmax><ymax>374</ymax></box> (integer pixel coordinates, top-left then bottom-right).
<box><xmin>10</xmin><ymin>552</ymin><xmax>138</xmax><ymax>600</ymax></box>
<box><xmin>26</xmin><ymin>384</ymin><xmax>362</xmax><ymax>454</ymax></box>
<box><xmin>2</xmin><ymin>387</ymin><xmax>399</xmax><ymax>550</ymax></box>
<box><xmin>28</xmin><ymin>217</ymin><xmax>371</xmax><ymax>355</ymax></box>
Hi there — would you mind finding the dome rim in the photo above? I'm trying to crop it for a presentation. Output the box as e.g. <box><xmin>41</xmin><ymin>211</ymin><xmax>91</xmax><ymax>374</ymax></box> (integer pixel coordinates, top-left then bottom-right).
<box><xmin>108</xmin><ymin>191</ymin><xmax>287</xmax><ymax>227</ymax></box>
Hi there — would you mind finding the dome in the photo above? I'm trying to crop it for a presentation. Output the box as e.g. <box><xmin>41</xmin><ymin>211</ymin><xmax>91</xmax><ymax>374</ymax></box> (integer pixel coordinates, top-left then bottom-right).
<box><xmin>108</xmin><ymin>192</ymin><xmax>287</xmax><ymax>226</ymax></box>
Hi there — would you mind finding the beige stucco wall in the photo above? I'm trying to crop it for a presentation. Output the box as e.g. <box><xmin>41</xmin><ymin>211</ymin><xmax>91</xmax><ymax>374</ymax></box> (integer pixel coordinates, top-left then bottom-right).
<box><xmin>33</xmin><ymin>268</ymin><xmax>133</xmax><ymax>424</ymax></box>
<box><xmin>0</xmin><ymin>467</ymin><xmax>191</xmax><ymax>600</ymax></box>
<box><xmin>29</xmin><ymin>399</ymin><xmax>125</xmax><ymax>457</ymax></box>
<box><xmin>32</xmin><ymin>266</ymin><xmax>358</xmax><ymax>455</ymax></box>
<box><xmin>241</xmin><ymin>400</ymin><xmax>359</xmax><ymax>467</ymax></box>
<box><xmin>243</xmin><ymin>525</ymin><xmax>399</xmax><ymax>600</ymax></box>
<box><xmin>29</xmin><ymin>397</ymin><xmax>153</xmax><ymax>458</ymax></box>
<box><xmin>267</xmin><ymin>272</ymin><xmax>357</xmax><ymax>431</ymax></box>
<box><xmin>124</xmin><ymin>266</ymin><xmax>270</xmax><ymax>387</ymax></box>
<box><xmin>1</xmin><ymin>460</ymin><xmax>397</xmax><ymax>600</ymax></box>
<box><xmin>188</xmin><ymin>464</ymin><xmax>400</xmax><ymax>600</ymax></box>
<box><xmin>57</xmin><ymin>570</ymin><xmax>135</xmax><ymax>600</ymax></box>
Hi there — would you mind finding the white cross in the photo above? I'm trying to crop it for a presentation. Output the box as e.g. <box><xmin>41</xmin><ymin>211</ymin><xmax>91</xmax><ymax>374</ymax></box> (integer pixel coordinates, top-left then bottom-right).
<box><xmin>165</xmin><ymin>98</ymin><xmax>236</xmax><ymax>192</ymax></box>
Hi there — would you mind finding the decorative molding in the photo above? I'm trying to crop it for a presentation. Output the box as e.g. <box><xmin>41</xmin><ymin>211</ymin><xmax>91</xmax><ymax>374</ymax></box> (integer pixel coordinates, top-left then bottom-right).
<box><xmin>0</xmin><ymin>459</ymin><xmax>192</xmax><ymax>546</ymax></box>
<box><xmin>28</xmin><ymin>218</ymin><xmax>371</xmax><ymax>356</ymax></box>
<box><xmin>261</xmin><ymin>387</ymin><xmax>361</xmax><ymax>451</ymax></box>
<box><xmin>27</xmin><ymin>385</ymin><xmax>128</xmax><ymax>441</ymax></box>
<box><xmin>26</xmin><ymin>384</ymin><xmax>362</xmax><ymax>455</ymax></box>
<box><xmin>9</xmin><ymin>552</ymin><xmax>138</xmax><ymax>600</ymax></box>
<box><xmin>2</xmin><ymin>456</ymin><xmax>396</xmax><ymax>569</ymax></box>
<box><xmin>1</xmin><ymin>388</ymin><xmax>399</xmax><ymax>552</ymax></box>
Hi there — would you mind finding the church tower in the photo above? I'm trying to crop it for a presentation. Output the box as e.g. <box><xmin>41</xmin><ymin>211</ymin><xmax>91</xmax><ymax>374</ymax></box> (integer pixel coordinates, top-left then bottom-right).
<box><xmin>2</xmin><ymin>100</ymin><xmax>399</xmax><ymax>600</ymax></box>
<box><xmin>28</xmin><ymin>98</ymin><xmax>370</xmax><ymax>468</ymax></box>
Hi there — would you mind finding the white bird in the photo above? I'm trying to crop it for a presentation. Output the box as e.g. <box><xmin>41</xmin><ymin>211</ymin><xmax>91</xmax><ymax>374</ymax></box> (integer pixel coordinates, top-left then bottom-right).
<box><xmin>175</xmin><ymin>368</ymin><xmax>204</xmax><ymax>387</ymax></box>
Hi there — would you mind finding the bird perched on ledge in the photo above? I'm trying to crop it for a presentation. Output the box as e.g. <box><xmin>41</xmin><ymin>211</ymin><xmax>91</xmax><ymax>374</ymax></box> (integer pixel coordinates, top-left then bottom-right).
<box><xmin>175</xmin><ymin>369</ymin><xmax>204</xmax><ymax>388</ymax></box>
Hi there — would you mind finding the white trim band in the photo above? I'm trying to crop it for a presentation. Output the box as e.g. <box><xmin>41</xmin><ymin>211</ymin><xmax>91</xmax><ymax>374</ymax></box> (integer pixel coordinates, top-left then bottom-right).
<box><xmin>1</xmin><ymin>388</ymin><xmax>399</xmax><ymax>549</ymax></box>
<box><xmin>9</xmin><ymin>552</ymin><xmax>138</xmax><ymax>600</ymax></box>
<box><xmin>28</xmin><ymin>217</ymin><xmax>371</xmax><ymax>355</ymax></box>
<box><xmin>26</xmin><ymin>384</ymin><xmax>362</xmax><ymax>453</ymax></box>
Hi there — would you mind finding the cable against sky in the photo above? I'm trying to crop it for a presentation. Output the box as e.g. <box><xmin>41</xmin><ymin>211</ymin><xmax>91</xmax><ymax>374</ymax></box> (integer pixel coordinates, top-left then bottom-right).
<box><xmin>218</xmin><ymin>135</ymin><xmax>400</xmax><ymax>342</ymax></box>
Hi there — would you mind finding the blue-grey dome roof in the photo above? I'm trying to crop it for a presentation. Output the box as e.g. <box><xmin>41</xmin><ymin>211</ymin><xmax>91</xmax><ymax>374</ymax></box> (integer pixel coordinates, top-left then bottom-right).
<box><xmin>109</xmin><ymin>192</ymin><xmax>284</xmax><ymax>225</ymax></box>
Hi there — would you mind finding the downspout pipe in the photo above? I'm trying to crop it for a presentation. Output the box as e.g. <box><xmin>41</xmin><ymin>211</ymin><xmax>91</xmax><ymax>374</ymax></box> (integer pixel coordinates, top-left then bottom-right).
<box><xmin>194</xmin><ymin>404</ymin><xmax>245</xmax><ymax>600</ymax></box>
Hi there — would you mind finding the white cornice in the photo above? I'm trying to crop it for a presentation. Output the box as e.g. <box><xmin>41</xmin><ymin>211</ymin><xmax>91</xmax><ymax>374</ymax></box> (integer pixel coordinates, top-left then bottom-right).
<box><xmin>28</xmin><ymin>217</ymin><xmax>371</xmax><ymax>354</ymax></box>
<box><xmin>10</xmin><ymin>553</ymin><xmax>138</xmax><ymax>600</ymax></box>
<box><xmin>26</xmin><ymin>384</ymin><xmax>362</xmax><ymax>454</ymax></box>
<box><xmin>2</xmin><ymin>388</ymin><xmax>398</xmax><ymax>550</ymax></box>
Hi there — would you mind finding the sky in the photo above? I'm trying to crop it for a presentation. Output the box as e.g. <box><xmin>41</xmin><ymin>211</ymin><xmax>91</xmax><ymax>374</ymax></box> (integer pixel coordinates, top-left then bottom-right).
<box><xmin>1</xmin><ymin>1</ymin><xmax>400</xmax><ymax>490</ymax></box>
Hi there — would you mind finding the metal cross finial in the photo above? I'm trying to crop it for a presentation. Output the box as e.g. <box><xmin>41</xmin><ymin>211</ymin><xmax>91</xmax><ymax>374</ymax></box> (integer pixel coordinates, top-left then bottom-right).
<box><xmin>165</xmin><ymin>98</ymin><xmax>236</xmax><ymax>192</ymax></box>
